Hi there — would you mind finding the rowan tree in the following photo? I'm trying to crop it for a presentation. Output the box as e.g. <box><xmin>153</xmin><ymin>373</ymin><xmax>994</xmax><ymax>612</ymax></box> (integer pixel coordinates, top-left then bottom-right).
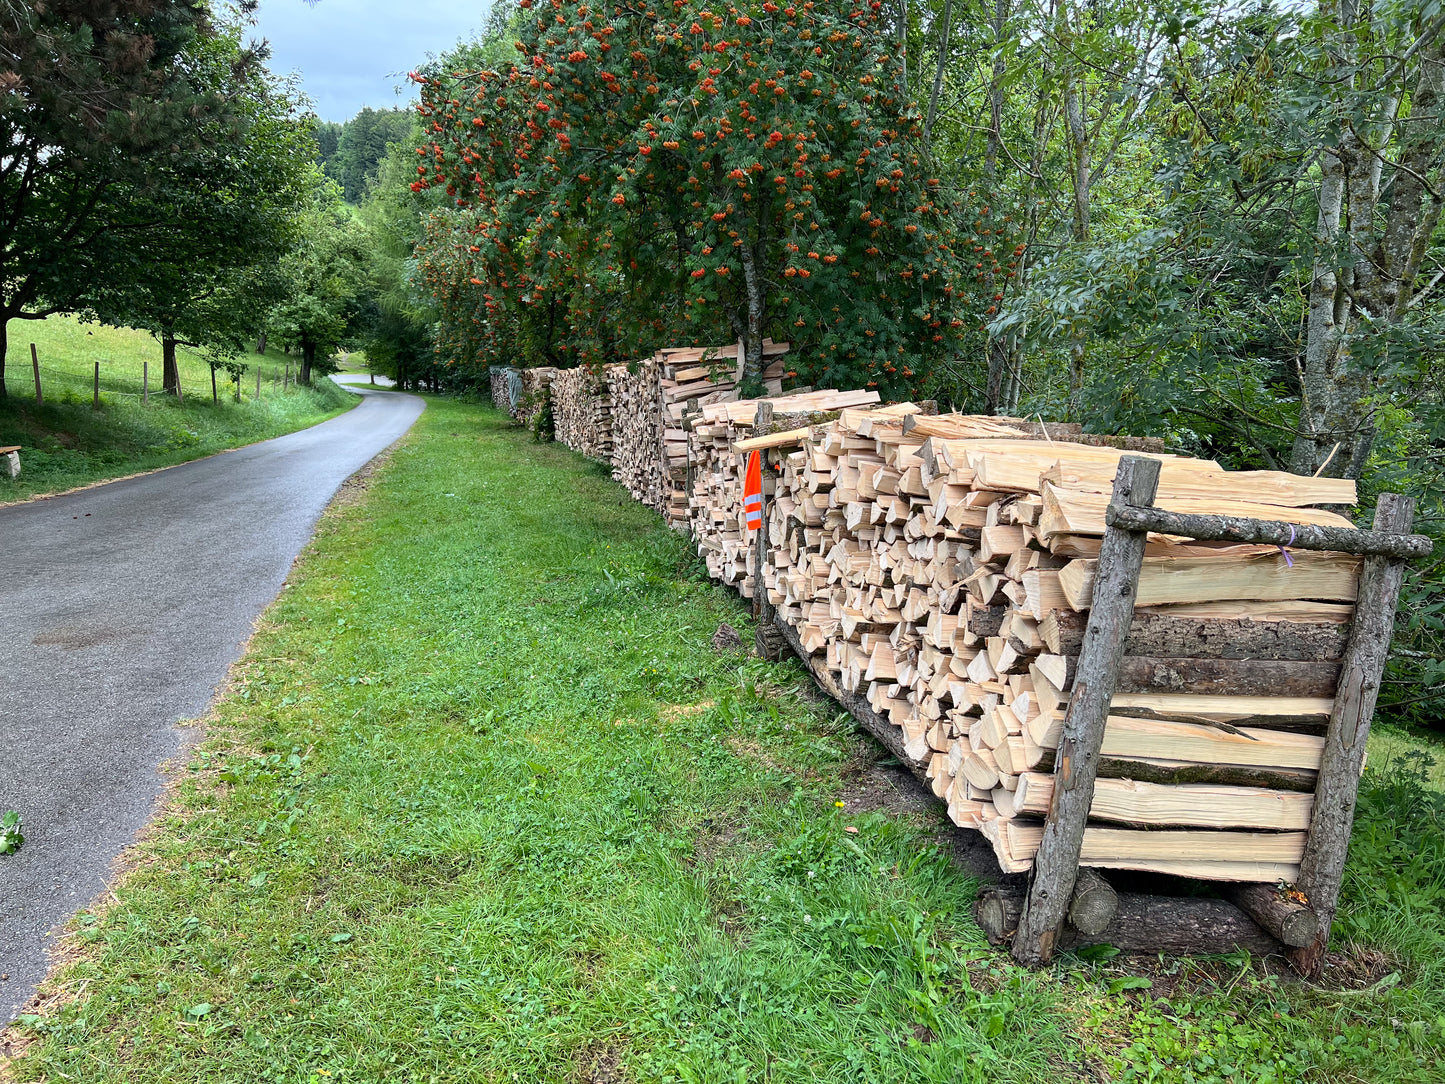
<box><xmin>413</xmin><ymin>0</ymin><xmax>1007</xmax><ymax>395</ymax></box>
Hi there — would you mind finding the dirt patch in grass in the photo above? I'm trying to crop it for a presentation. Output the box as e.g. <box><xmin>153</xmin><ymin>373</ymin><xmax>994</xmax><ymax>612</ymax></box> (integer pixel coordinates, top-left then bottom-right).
<box><xmin>325</xmin><ymin>444</ymin><xmax>399</xmax><ymax>515</ymax></box>
<box><xmin>573</xmin><ymin>1042</ymin><xmax>626</xmax><ymax>1083</ymax></box>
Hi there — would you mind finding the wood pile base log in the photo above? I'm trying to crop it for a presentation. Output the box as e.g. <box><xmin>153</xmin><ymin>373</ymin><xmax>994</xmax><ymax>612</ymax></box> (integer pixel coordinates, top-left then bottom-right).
<box><xmin>976</xmin><ymin>885</ymin><xmax>1283</xmax><ymax>956</ymax></box>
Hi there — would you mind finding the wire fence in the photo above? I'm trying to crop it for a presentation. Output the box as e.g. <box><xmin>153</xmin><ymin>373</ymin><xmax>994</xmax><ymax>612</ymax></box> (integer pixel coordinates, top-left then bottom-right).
<box><xmin>18</xmin><ymin>345</ymin><xmax>317</xmax><ymax>406</ymax></box>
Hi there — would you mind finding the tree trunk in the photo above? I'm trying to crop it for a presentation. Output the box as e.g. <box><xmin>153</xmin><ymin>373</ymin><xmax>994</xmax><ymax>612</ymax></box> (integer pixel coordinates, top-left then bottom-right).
<box><xmin>1289</xmin><ymin>12</ymin><xmax>1445</xmax><ymax>478</ymax></box>
<box><xmin>923</xmin><ymin>0</ymin><xmax>954</xmax><ymax>149</ymax></box>
<box><xmin>735</xmin><ymin>241</ymin><xmax>767</xmax><ymax>390</ymax></box>
<box><xmin>1059</xmin><ymin>0</ymin><xmax>1091</xmax><ymax>422</ymax></box>
<box><xmin>255</xmin><ymin>331</ymin><xmax>267</xmax><ymax>354</ymax></box>
<box><xmin>162</xmin><ymin>333</ymin><xmax>181</xmax><ymax>396</ymax></box>
<box><xmin>300</xmin><ymin>341</ymin><xmax>315</xmax><ymax>386</ymax></box>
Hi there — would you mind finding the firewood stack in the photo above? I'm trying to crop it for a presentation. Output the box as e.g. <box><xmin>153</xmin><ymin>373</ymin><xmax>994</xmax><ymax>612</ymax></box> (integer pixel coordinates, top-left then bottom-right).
<box><xmin>489</xmin><ymin>366</ymin><xmax>521</xmax><ymax>414</ymax></box>
<box><xmin>724</xmin><ymin>406</ymin><xmax>1361</xmax><ymax>884</ymax></box>
<box><xmin>551</xmin><ymin>365</ymin><xmax>617</xmax><ymax>462</ymax></box>
<box><xmin>605</xmin><ymin>340</ymin><xmax>791</xmax><ymax>527</ymax></box>
<box><xmin>608</xmin><ymin>358</ymin><xmax>669</xmax><ymax>515</ymax></box>
<box><xmin>686</xmin><ymin>389</ymin><xmax>882</xmax><ymax>592</ymax></box>
<box><xmin>512</xmin><ymin>366</ymin><xmax>558</xmax><ymax>428</ymax></box>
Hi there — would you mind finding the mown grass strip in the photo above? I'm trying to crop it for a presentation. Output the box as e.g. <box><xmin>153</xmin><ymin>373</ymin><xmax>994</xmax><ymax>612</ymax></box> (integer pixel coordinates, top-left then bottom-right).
<box><xmin>6</xmin><ymin>399</ymin><xmax>1444</xmax><ymax>1083</ymax></box>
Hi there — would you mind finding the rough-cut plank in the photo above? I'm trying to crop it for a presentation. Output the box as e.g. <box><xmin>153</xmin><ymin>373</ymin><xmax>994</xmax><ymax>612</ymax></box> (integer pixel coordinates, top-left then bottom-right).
<box><xmin>1106</xmin><ymin>503</ymin><xmax>1432</xmax><ymax>561</ymax></box>
<box><xmin>1006</xmin><ymin>822</ymin><xmax>1307</xmax><ymax>876</ymax></box>
<box><xmin>1030</xmin><ymin>714</ymin><xmax>1326</xmax><ymax>771</ymax></box>
<box><xmin>1013</xmin><ymin>456</ymin><xmax>1161</xmax><ymax>967</ymax></box>
<box><xmin>1058</xmin><ymin>552</ymin><xmax>1363</xmax><ymax>609</ymax></box>
<box><xmin>1041</xmin><ymin>484</ymin><xmax>1356</xmax><ymax>542</ymax></box>
<box><xmin>1041</xmin><ymin>463</ymin><xmax>1357</xmax><ymax>508</ymax></box>
<box><xmin>1012</xmin><ymin>773</ymin><xmax>1313</xmax><ymax>830</ymax></box>
<box><xmin>977</xmin><ymin>887</ymin><xmax>1283</xmax><ymax>956</ymax></box>
<box><xmin>1040</xmin><ymin>610</ymin><xmax>1351</xmax><ymax>660</ymax></box>
<box><xmin>1292</xmin><ymin>494</ymin><xmax>1422</xmax><ymax>979</ymax></box>
<box><xmin>1081</xmin><ymin>655</ymin><xmax>1339</xmax><ymax>698</ymax></box>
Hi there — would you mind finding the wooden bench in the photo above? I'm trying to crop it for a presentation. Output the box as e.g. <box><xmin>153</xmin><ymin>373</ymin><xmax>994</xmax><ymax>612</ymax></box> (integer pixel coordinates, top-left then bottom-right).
<box><xmin>1</xmin><ymin>445</ymin><xmax>19</xmax><ymax>479</ymax></box>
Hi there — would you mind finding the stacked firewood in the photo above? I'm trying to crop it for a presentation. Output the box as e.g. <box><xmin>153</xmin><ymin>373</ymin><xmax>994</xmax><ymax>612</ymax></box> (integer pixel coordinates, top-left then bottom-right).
<box><xmin>552</xmin><ymin>365</ymin><xmax>617</xmax><ymax>462</ymax></box>
<box><xmin>715</xmin><ymin>406</ymin><xmax>1360</xmax><ymax>883</ymax></box>
<box><xmin>604</xmin><ymin>341</ymin><xmax>791</xmax><ymax>526</ymax></box>
<box><xmin>608</xmin><ymin>359</ymin><xmax>668</xmax><ymax>514</ymax></box>
<box><xmin>511</xmin><ymin>367</ymin><xmax>558</xmax><ymax>428</ymax></box>
<box><xmin>686</xmin><ymin>388</ymin><xmax>882</xmax><ymax>591</ymax></box>
<box><xmin>489</xmin><ymin>366</ymin><xmax>521</xmax><ymax>415</ymax></box>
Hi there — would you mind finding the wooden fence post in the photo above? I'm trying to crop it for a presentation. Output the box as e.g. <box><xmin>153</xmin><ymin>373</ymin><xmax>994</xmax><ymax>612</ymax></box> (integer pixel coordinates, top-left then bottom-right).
<box><xmin>211</xmin><ymin>364</ymin><xmax>218</xmax><ymax>404</ymax></box>
<box><xmin>93</xmin><ymin>361</ymin><xmax>100</xmax><ymax>409</ymax></box>
<box><xmin>256</xmin><ymin>365</ymin><xmax>262</xmax><ymax>400</ymax></box>
<box><xmin>143</xmin><ymin>362</ymin><xmax>149</xmax><ymax>405</ymax></box>
<box><xmin>1012</xmin><ymin>455</ymin><xmax>1161</xmax><ymax>966</ymax></box>
<box><xmin>30</xmin><ymin>343</ymin><xmax>41</xmax><ymax>405</ymax></box>
<box><xmin>1289</xmin><ymin>493</ymin><xmax>1416</xmax><ymax>977</ymax></box>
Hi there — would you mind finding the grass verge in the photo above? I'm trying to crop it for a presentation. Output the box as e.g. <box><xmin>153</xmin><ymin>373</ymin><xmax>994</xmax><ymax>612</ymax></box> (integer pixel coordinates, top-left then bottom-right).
<box><xmin>4</xmin><ymin>400</ymin><xmax>1443</xmax><ymax>1082</ymax></box>
<box><xmin>1</xmin><ymin>316</ymin><xmax>356</xmax><ymax>501</ymax></box>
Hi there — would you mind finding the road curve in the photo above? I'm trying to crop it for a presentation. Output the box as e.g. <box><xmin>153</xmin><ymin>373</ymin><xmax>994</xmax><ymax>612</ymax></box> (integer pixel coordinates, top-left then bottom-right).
<box><xmin>0</xmin><ymin>385</ymin><xmax>424</xmax><ymax>1020</ymax></box>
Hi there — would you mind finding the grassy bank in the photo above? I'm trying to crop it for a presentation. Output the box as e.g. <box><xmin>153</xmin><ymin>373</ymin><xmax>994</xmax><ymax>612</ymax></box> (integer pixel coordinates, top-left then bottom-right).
<box><xmin>1</xmin><ymin>316</ymin><xmax>356</xmax><ymax>501</ymax></box>
<box><xmin>5</xmin><ymin>400</ymin><xmax>1442</xmax><ymax>1082</ymax></box>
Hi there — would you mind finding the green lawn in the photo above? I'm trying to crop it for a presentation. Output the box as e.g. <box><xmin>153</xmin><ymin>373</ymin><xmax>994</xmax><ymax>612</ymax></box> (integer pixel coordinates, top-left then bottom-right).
<box><xmin>4</xmin><ymin>400</ymin><xmax>1443</xmax><ymax>1083</ymax></box>
<box><xmin>0</xmin><ymin>315</ymin><xmax>356</xmax><ymax>501</ymax></box>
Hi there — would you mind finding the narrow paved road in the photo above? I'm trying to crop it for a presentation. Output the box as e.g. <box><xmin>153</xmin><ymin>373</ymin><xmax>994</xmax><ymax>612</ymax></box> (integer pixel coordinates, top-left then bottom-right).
<box><xmin>0</xmin><ymin>385</ymin><xmax>424</xmax><ymax>1020</ymax></box>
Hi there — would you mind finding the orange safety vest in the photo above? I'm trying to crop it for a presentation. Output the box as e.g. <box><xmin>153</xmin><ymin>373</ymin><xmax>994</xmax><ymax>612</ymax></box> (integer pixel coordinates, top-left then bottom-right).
<box><xmin>742</xmin><ymin>449</ymin><xmax>763</xmax><ymax>532</ymax></box>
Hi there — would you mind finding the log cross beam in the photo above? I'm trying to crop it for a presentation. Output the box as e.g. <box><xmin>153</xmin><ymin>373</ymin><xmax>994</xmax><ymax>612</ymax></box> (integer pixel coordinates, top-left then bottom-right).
<box><xmin>1105</xmin><ymin>504</ymin><xmax>1432</xmax><ymax>560</ymax></box>
<box><xmin>1012</xmin><ymin>455</ymin><xmax>1162</xmax><ymax>967</ymax></box>
<box><xmin>1290</xmin><ymin>493</ymin><xmax>1420</xmax><ymax>977</ymax></box>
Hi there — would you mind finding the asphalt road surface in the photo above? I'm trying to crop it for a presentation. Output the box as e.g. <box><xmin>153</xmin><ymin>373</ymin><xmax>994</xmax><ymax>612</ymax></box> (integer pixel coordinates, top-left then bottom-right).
<box><xmin>0</xmin><ymin>383</ymin><xmax>424</xmax><ymax>1020</ymax></box>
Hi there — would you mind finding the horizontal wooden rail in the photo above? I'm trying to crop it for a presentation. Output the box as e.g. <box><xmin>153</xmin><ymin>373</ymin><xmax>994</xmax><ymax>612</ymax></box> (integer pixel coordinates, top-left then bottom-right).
<box><xmin>1105</xmin><ymin>504</ymin><xmax>1433</xmax><ymax>560</ymax></box>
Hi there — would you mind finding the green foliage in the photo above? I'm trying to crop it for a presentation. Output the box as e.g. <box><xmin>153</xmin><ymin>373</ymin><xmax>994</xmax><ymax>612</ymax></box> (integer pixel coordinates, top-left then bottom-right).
<box><xmin>412</xmin><ymin>0</ymin><xmax>1007</xmax><ymax>388</ymax></box>
<box><xmin>332</xmin><ymin>106</ymin><xmax>417</xmax><ymax>202</ymax></box>
<box><xmin>0</xmin><ymin>810</ymin><xmax>23</xmax><ymax>855</ymax></box>
<box><xmin>82</xmin><ymin>19</ymin><xmax>315</xmax><ymax>367</ymax></box>
<box><xmin>0</xmin><ymin>0</ymin><xmax>277</xmax><ymax>391</ymax></box>
<box><xmin>268</xmin><ymin>181</ymin><xmax>373</xmax><ymax>384</ymax></box>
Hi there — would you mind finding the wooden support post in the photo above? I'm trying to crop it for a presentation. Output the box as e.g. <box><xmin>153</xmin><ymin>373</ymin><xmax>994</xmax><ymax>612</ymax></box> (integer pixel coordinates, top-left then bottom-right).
<box><xmin>1012</xmin><ymin>455</ymin><xmax>1161</xmax><ymax>967</ymax></box>
<box><xmin>256</xmin><ymin>365</ymin><xmax>262</xmax><ymax>400</ymax></box>
<box><xmin>1289</xmin><ymin>493</ymin><xmax>1418</xmax><ymax>978</ymax></box>
<box><xmin>93</xmin><ymin>361</ymin><xmax>100</xmax><ymax>409</ymax></box>
<box><xmin>31</xmin><ymin>343</ymin><xmax>41</xmax><ymax>405</ymax></box>
<box><xmin>143</xmin><ymin>362</ymin><xmax>149</xmax><ymax>405</ymax></box>
<box><xmin>211</xmin><ymin>365</ymin><xmax>218</xmax><ymax>404</ymax></box>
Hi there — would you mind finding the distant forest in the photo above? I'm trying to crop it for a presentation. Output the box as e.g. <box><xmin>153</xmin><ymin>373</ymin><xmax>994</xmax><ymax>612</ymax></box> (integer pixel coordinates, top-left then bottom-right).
<box><xmin>313</xmin><ymin>107</ymin><xmax>415</xmax><ymax>203</ymax></box>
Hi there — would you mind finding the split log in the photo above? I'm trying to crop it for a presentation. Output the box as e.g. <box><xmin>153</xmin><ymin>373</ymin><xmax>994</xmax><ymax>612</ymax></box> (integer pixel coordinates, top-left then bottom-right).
<box><xmin>1058</xmin><ymin>552</ymin><xmax>1363</xmax><ymax>610</ymax></box>
<box><xmin>1040</xmin><ymin>609</ymin><xmax>1351</xmax><ymax>661</ymax></box>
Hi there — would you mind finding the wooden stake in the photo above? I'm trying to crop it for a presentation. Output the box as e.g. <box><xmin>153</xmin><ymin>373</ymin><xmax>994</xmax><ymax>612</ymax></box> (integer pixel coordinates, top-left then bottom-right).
<box><xmin>1290</xmin><ymin>493</ymin><xmax>1419</xmax><ymax>977</ymax></box>
<box><xmin>256</xmin><ymin>365</ymin><xmax>262</xmax><ymax>400</ymax></box>
<box><xmin>143</xmin><ymin>361</ymin><xmax>148</xmax><ymax>405</ymax></box>
<box><xmin>1012</xmin><ymin>455</ymin><xmax>1161</xmax><ymax>967</ymax></box>
<box><xmin>211</xmin><ymin>365</ymin><xmax>218</xmax><ymax>404</ymax></box>
<box><xmin>30</xmin><ymin>343</ymin><xmax>41</xmax><ymax>405</ymax></box>
<box><xmin>93</xmin><ymin>361</ymin><xmax>100</xmax><ymax>409</ymax></box>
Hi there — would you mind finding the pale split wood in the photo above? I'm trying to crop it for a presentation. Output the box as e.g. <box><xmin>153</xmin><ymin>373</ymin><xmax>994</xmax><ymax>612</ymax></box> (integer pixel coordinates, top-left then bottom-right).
<box><xmin>1012</xmin><ymin>456</ymin><xmax>1162</xmax><ymax>967</ymax></box>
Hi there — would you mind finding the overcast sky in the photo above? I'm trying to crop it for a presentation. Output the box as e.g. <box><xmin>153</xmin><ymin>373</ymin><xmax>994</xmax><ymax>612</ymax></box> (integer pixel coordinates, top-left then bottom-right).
<box><xmin>248</xmin><ymin>1</ymin><xmax>489</xmax><ymax>122</ymax></box>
